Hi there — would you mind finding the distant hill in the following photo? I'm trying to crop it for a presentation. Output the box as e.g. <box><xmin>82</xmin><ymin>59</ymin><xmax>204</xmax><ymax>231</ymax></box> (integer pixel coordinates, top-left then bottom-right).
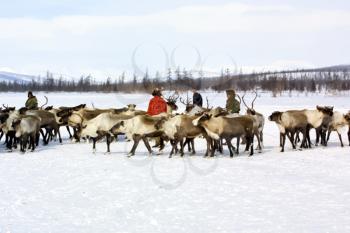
<box><xmin>314</xmin><ymin>64</ymin><xmax>350</xmax><ymax>72</ymax></box>
<box><xmin>0</xmin><ymin>71</ymin><xmax>36</xmax><ymax>83</ymax></box>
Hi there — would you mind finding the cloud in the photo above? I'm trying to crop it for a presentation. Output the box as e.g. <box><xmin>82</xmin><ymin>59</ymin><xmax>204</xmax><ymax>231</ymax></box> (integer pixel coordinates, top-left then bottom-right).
<box><xmin>0</xmin><ymin>2</ymin><xmax>349</xmax><ymax>78</ymax></box>
<box><xmin>1</xmin><ymin>3</ymin><xmax>350</xmax><ymax>39</ymax></box>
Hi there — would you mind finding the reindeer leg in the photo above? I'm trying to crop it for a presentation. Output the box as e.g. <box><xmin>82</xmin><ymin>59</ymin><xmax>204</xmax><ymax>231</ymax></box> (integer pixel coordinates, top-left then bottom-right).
<box><xmin>170</xmin><ymin>139</ymin><xmax>177</xmax><ymax>156</ymax></box>
<box><xmin>179</xmin><ymin>138</ymin><xmax>184</xmax><ymax>157</ymax></box>
<box><xmin>66</xmin><ymin>126</ymin><xmax>73</xmax><ymax>139</ymax></box>
<box><xmin>22</xmin><ymin>134</ymin><xmax>28</xmax><ymax>153</ymax></box>
<box><xmin>249</xmin><ymin>134</ymin><xmax>254</xmax><ymax>156</ymax></box>
<box><xmin>315</xmin><ymin>128</ymin><xmax>320</xmax><ymax>146</ymax></box>
<box><xmin>33</xmin><ymin>133</ymin><xmax>36</xmax><ymax>151</ymax></box>
<box><xmin>190</xmin><ymin>138</ymin><xmax>195</xmax><ymax>155</ymax></box>
<box><xmin>281</xmin><ymin>133</ymin><xmax>286</xmax><ymax>152</ymax></box>
<box><xmin>348</xmin><ymin>128</ymin><xmax>350</xmax><ymax>146</ymax></box>
<box><xmin>300</xmin><ymin>128</ymin><xmax>308</xmax><ymax>150</ymax></box>
<box><xmin>286</xmin><ymin>131</ymin><xmax>295</xmax><ymax>149</ymax></box>
<box><xmin>255</xmin><ymin>132</ymin><xmax>262</xmax><ymax>151</ymax></box>
<box><xmin>244</xmin><ymin>136</ymin><xmax>250</xmax><ymax>152</ymax></box>
<box><xmin>142</xmin><ymin>137</ymin><xmax>153</xmax><ymax>155</ymax></box>
<box><xmin>337</xmin><ymin>132</ymin><xmax>344</xmax><ymax>147</ymax></box>
<box><xmin>169</xmin><ymin>140</ymin><xmax>176</xmax><ymax>158</ymax></box>
<box><xmin>183</xmin><ymin>138</ymin><xmax>190</xmax><ymax>152</ymax></box>
<box><xmin>57</xmin><ymin>128</ymin><xmax>62</xmax><ymax>144</ymax></box>
<box><xmin>203</xmin><ymin>138</ymin><xmax>209</xmax><ymax>157</ymax></box>
<box><xmin>73</xmin><ymin>127</ymin><xmax>80</xmax><ymax>142</ymax></box>
<box><xmin>205</xmin><ymin>137</ymin><xmax>214</xmax><ymax>157</ymax></box>
<box><xmin>236</xmin><ymin>136</ymin><xmax>240</xmax><ymax>155</ymax></box>
<box><xmin>40</xmin><ymin>129</ymin><xmax>47</xmax><ymax>145</ymax></box>
<box><xmin>327</xmin><ymin>130</ymin><xmax>331</xmax><ymax>143</ymax></box>
<box><xmin>279</xmin><ymin>133</ymin><xmax>283</xmax><ymax>147</ymax></box>
<box><xmin>159</xmin><ymin>137</ymin><xmax>165</xmax><ymax>152</ymax></box>
<box><xmin>129</xmin><ymin>135</ymin><xmax>141</xmax><ymax>157</ymax></box>
<box><xmin>306</xmin><ymin>128</ymin><xmax>312</xmax><ymax>148</ymax></box>
<box><xmin>226</xmin><ymin>138</ymin><xmax>234</xmax><ymax>157</ymax></box>
<box><xmin>36</xmin><ymin>132</ymin><xmax>40</xmax><ymax>146</ymax></box>
<box><xmin>106</xmin><ymin>134</ymin><xmax>112</xmax><ymax>153</ymax></box>
<box><xmin>92</xmin><ymin>138</ymin><xmax>97</xmax><ymax>153</ymax></box>
<box><xmin>219</xmin><ymin>139</ymin><xmax>223</xmax><ymax>154</ymax></box>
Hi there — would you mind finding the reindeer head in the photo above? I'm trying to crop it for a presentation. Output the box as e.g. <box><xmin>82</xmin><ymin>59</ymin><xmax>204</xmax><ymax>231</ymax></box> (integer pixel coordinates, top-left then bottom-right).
<box><xmin>2</xmin><ymin>104</ymin><xmax>15</xmax><ymax>113</ymax></box>
<box><xmin>180</xmin><ymin>93</ymin><xmax>193</xmax><ymax>112</ymax></box>
<box><xmin>127</xmin><ymin>104</ymin><xmax>136</xmax><ymax>111</ymax></box>
<box><xmin>166</xmin><ymin>93</ymin><xmax>179</xmax><ymax>111</ymax></box>
<box><xmin>268</xmin><ymin>111</ymin><xmax>283</xmax><ymax>122</ymax></box>
<box><xmin>193</xmin><ymin>113</ymin><xmax>212</xmax><ymax>126</ymax></box>
<box><xmin>209</xmin><ymin>107</ymin><xmax>228</xmax><ymax>117</ymax></box>
<box><xmin>72</xmin><ymin>104</ymin><xmax>86</xmax><ymax>111</ymax></box>
<box><xmin>344</xmin><ymin>112</ymin><xmax>350</xmax><ymax>123</ymax></box>
<box><xmin>242</xmin><ymin>91</ymin><xmax>257</xmax><ymax>115</ymax></box>
<box><xmin>316</xmin><ymin>105</ymin><xmax>334</xmax><ymax>117</ymax></box>
<box><xmin>0</xmin><ymin>113</ymin><xmax>9</xmax><ymax>124</ymax></box>
<box><xmin>11</xmin><ymin>119</ymin><xmax>21</xmax><ymax>129</ymax></box>
<box><xmin>110</xmin><ymin>121</ymin><xmax>125</xmax><ymax>135</ymax></box>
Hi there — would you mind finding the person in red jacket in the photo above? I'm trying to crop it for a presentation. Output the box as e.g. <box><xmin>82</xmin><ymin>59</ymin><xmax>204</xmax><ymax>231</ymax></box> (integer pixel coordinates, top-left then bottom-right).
<box><xmin>147</xmin><ymin>88</ymin><xmax>168</xmax><ymax>116</ymax></box>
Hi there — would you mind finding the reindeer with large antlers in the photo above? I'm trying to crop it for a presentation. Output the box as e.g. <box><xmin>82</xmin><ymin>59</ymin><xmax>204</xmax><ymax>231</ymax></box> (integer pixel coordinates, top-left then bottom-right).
<box><xmin>165</xmin><ymin>92</ymin><xmax>179</xmax><ymax>114</ymax></box>
<box><xmin>242</xmin><ymin>90</ymin><xmax>265</xmax><ymax>151</ymax></box>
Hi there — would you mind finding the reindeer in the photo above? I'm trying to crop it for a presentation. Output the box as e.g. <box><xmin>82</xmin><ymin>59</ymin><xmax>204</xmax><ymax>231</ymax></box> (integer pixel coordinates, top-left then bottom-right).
<box><xmin>193</xmin><ymin>114</ymin><xmax>255</xmax><ymax>157</ymax></box>
<box><xmin>2</xmin><ymin>106</ymin><xmax>19</xmax><ymax>150</ymax></box>
<box><xmin>79</xmin><ymin>112</ymin><xmax>136</xmax><ymax>153</ymax></box>
<box><xmin>326</xmin><ymin>111</ymin><xmax>350</xmax><ymax>147</ymax></box>
<box><xmin>268</xmin><ymin>106</ymin><xmax>333</xmax><ymax>152</ymax></box>
<box><xmin>269</xmin><ymin>111</ymin><xmax>309</xmax><ymax>152</ymax></box>
<box><xmin>242</xmin><ymin>91</ymin><xmax>265</xmax><ymax>151</ymax></box>
<box><xmin>164</xmin><ymin>93</ymin><xmax>179</xmax><ymax>115</ymax></box>
<box><xmin>180</xmin><ymin>93</ymin><xmax>212</xmax><ymax>115</ymax></box>
<box><xmin>22</xmin><ymin>108</ymin><xmax>62</xmax><ymax>145</ymax></box>
<box><xmin>109</xmin><ymin>115</ymin><xmax>167</xmax><ymax>156</ymax></box>
<box><xmin>304</xmin><ymin>106</ymin><xmax>334</xmax><ymax>147</ymax></box>
<box><xmin>12</xmin><ymin>115</ymin><xmax>41</xmax><ymax>152</ymax></box>
<box><xmin>160</xmin><ymin>114</ymin><xmax>209</xmax><ymax>157</ymax></box>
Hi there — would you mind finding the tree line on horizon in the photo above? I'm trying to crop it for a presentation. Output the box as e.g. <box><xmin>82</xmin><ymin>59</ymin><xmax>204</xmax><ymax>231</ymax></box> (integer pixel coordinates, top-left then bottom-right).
<box><xmin>0</xmin><ymin>68</ymin><xmax>350</xmax><ymax>95</ymax></box>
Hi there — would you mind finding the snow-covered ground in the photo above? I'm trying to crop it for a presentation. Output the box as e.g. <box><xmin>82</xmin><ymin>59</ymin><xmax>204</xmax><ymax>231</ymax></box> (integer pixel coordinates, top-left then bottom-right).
<box><xmin>1</xmin><ymin>91</ymin><xmax>350</xmax><ymax>233</ymax></box>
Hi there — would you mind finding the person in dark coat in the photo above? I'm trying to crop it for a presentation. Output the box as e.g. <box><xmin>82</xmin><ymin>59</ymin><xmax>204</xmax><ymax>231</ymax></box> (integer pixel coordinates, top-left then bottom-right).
<box><xmin>192</xmin><ymin>89</ymin><xmax>203</xmax><ymax>107</ymax></box>
<box><xmin>226</xmin><ymin>89</ymin><xmax>240</xmax><ymax>113</ymax></box>
<box><xmin>25</xmin><ymin>91</ymin><xmax>38</xmax><ymax>110</ymax></box>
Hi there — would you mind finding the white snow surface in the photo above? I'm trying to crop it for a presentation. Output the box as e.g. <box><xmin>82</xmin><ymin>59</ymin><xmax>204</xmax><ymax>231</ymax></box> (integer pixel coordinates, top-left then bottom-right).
<box><xmin>1</xmin><ymin>91</ymin><xmax>350</xmax><ymax>233</ymax></box>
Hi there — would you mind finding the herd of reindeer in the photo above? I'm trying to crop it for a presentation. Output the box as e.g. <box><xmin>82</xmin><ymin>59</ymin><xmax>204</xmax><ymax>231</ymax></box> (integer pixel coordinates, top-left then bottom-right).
<box><xmin>0</xmin><ymin>91</ymin><xmax>350</xmax><ymax>157</ymax></box>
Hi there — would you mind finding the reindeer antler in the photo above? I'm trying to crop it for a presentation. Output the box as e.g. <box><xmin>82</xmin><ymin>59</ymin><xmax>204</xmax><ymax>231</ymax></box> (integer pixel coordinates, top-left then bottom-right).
<box><xmin>40</xmin><ymin>96</ymin><xmax>48</xmax><ymax>109</ymax></box>
<box><xmin>251</xmin><ymin>90</ymin><xmax>258</xmax><ymax>109</ymax></box>
<box><xmin>166</xmin><ymin>92</ymin><xmax>179</xmax><ymax>104</ymax></box>
<box><xmin>206</xmin><ymin>97</ymin><xmax>213</xmax><ymax>110</ymax></box>
<box><xmin>179</xmin><ymin>93</ymin><xmax>192</xmax><ymax>106</ymax></box>
<box><xmin>236</xmin><ymin>94</ymin><xmax>242</xmax><ymax>104</ymax></box>
<box><xmin>242</xmin><ymin>93</ymin><xmax>250</xmax><ymax>109</ymax></box>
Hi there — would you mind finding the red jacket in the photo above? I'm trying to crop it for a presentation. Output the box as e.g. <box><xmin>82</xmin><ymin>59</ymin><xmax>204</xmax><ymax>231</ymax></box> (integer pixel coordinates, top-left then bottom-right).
<box><xmin>147</xmin><ymin>96</ymin><xmax>167</xmax><ymax>116</ymax></box>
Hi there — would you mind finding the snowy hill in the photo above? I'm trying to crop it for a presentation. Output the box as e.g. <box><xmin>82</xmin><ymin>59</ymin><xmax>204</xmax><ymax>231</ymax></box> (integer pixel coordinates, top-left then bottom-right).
<box><xmin>0</xmin><ymin>71</ymin><xmax>36</xmax><ymax>83</ymax></box>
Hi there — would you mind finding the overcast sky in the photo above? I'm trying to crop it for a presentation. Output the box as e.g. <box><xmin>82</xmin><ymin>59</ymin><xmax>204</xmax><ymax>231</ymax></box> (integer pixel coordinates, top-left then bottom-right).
<box><xmin>0</xmin><ymin>0</ymin><xmax>350</xmax><ymax>79</ymax></box>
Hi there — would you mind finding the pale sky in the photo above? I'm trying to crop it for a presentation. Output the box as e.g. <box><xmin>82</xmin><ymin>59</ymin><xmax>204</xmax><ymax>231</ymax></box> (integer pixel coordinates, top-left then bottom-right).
<box><xmin>0</xmin><ymin>0</ymin><xmax>350</xmax><ymax>80</ymax></box>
